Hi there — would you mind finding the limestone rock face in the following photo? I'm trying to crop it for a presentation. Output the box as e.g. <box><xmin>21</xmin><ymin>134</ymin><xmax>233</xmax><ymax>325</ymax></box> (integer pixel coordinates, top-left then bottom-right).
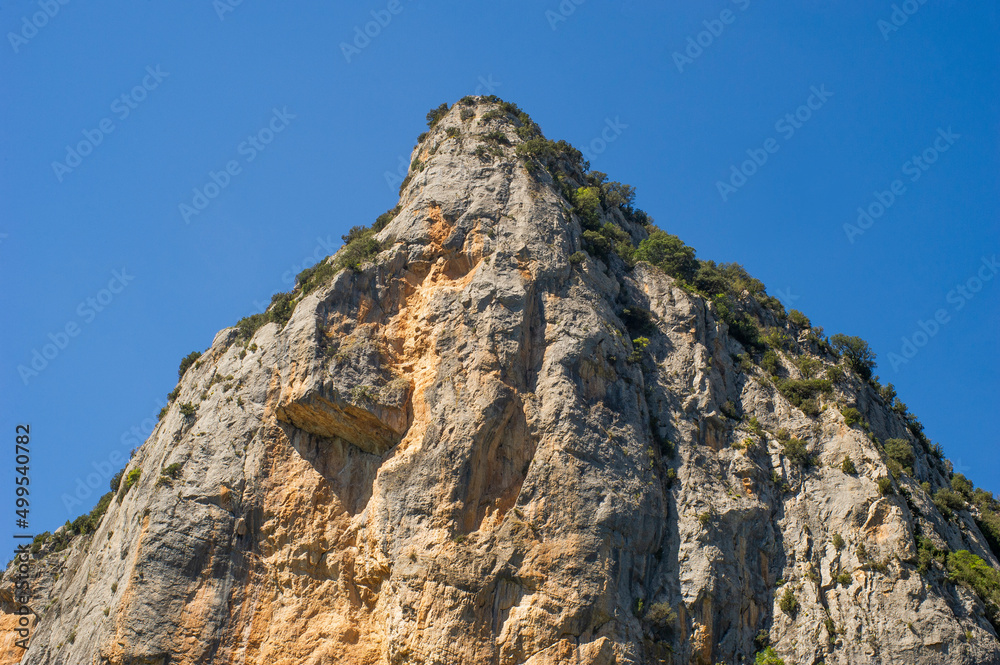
<box><xmin>3</xmin><ymin>98</ymin><xmax>999</xmax><ymax>665</ymax></box>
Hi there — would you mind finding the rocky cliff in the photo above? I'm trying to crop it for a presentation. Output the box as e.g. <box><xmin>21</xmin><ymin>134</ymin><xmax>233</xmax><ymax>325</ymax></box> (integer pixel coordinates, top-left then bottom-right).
<box><xmin>4</xmin><ymin>97</ymin><xmax>999</xmax><ymax>665</ymax></box>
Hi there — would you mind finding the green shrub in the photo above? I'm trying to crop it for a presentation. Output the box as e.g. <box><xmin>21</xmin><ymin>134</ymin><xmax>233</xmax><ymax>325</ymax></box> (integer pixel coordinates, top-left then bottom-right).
<box><xmin>373</xmin><ymin>205</ymin><xmax>401</xmax><ymax>233</ymax></box>
<box><xmin>788</xmin><ymin>310</ymin><xmax>811</xmax><ymax>328</ymax></box>
<box><xmin>779</xmin><ymin>588</ymin><xmax>798</xmax><ymax>616</ymax></box>
<box><xmin>783</xmin><ymin>438</ymin><xmax>814</xmax><ymax>467</ymax></box>
<box><xmin>234</xmin><ymin>290</ymin><xmax>298</xmax><ymax>343</ymax></box>
<box><xmin>600</xmin><ymin>181</ymin><xmax>636</xmax><ymax>209</ymax></box>
<box><xmin>841</xmin><ymin>456</ymin><xmax>857</xmax><ymax>475</ymax></box>
<box><xmin>615</xmin><ymin>237</ymin><xmax>636</xmax><ymax>267</ymax></box>
<box><xmin>425</xmin><ymin>103</ymin><xmax>449</xmax><ymax>129</ymax></box>
<box><xmin>124</xmin><ymin>469</ymin><xmax>141</xmax><ymax>491</ymax></box>
<box><xmin>483</xmin><ymin>130</ymin><xmax>510</xmax><ymax>145</ymax></box>
<box><xmin>472</xmin><ymin>144</ymin><xmax>497</xmax><ymax>160</ymax></box>
<box><xmin>665</xmin><ymin>467</ymin><xmax>678</xmax><ymax>486</ymax></box>
<box><xmin>733</xmin><ymin>353</ymin><xmax>754</xmax><ymax>374</ymax></box>
<box><xmin>334</xmin><ymin>227</ymin><xmax>381</xmax><ymax>273</ymax></box>
<box><xmin>762</xmin><ymin>327</ymin><xmax>790</xmax><ymax>350</ymax></box>
<box><xmin>884</xmin><ymin>438</ymin><xmax>915</xmax><ymax>474</ymax></box>
<box><xmin>178</xmin><ymin>352</ymin><xmax>201</xmax><ymax>380</ymax></box>
<box><xmin>691</xmin><ymin>261</ymin><xmax>727</xmax><ymax>295</ymax></box>
<box><xmin>878</xmin><ymin>382</ymin><xmax>897</xmax><ymax>404</ymax></box>
<box><xmin>917</xmin><ymin>536</ymin><xmax>945</xmax><ymax>574</ymax></box>
<box><xmin>841</xmin><ymin>407</ymin><xmax>862</xmax><ymax>427</ymax></box>
<box><xmin>629</xmin><ymin>337</ymin><xmax>650</xmax><ymax>364</ymax></box>
<box><xmin>179</xmin><ymin>402</ymin><xmax>197</xmax><ymax>418</ymax></box>
<box><xmin>798</xmin><ymin>398</ymin><xmax>820</xmax><ymax>417</ymax></box>
<box><xmin>514</xmin><ymin>137</ymin><xmax>561</xmax><ymax>164</ymax></box>
<box><xmin>110</xmin><ymin>469</ymin><xmax>124</xmax><ymax>492</ymax></box>
<box><xmin>157</xmin><ymin>406</ymin><xmax>168</xmax><ymax>421</ymax></box>
<box><xmin>754</xmin><ymin>646</ymin><xmax>785</xmax><ymax>665</ymax></box>
<box><xmin>795</xmin><ymin>356</ymin><xmax>822</xmax><ymax>379</ymax></box>
<box><xmin>758</xmin><ymin>294</ymin><xmax>786</xmax><ymax>317</ymax></box>
<box><xmin>643</xmin><ymin>601</ymin><xmax>677</xmax><ymax>636</ymax></box>
<box><xmin>634</xmin><ymin>230</ymin><xmax>697</xmax><ymax>282</ymax></box>
<box><xmin>946</xmin><ymin>550</ymin><xmax>1000</xmax><ymax>629</ymax></box>
<box><xmin>776</xmin><ymin>379</ymin><xmax>832</xmax><ymax>411</ymax></box>
<box><xmin>572</xmin><ymin>186</ymin><xmax>603</xmax><ymax>230</ymax></box>
<box><xmin>341</xmin><ymin>225</ymin><xmax>369</xmax><ymax>245</ymax></box>
<box><xmin>30</xmin><ymin>532</ymin><xmax>50</xmax><ymax>554</ymax></box>
<box><xmin>446</xmin><ymin>127</ymin><xmax>460</xmax><ymax>138</ymax></box>
<box><xmin>89</xmin><ymin>491</ymin><xmax>113</xmax><ymax>524</ymax></box>
<box><xmin>952</xmin><ymin>473</ymin><xmax>974</xmax><ymax>498</ymax></box>
<box><xmin>712</xmin><ymin>296</ymin><xmax>762</xmax><ymax>350</ymax></box>
<box><xmin>161</xmin><ymin>463</ymin><xmax>183</xmax><ymax>480</ymax></box>
<box><xmin>582</xmin><ymin>230</ymin><xmax>611</xmax><ymax>259</ymax></box>
<box><xmin>718</xmin><ymin>262</ymin><xmax>766</xmax><ymax>297</ymax></box>
<box><xmin>832</xmin><ymin>533</ymin><xmax>845</xmax><ymax>550</ymax></box>
<box><xmin>830</xmin><ymin>334</ymin><xmax>876</xmax><ymax>381</ymax></box>
<box><xmin>68</xmin><ymin>491</ymin><xmax>114</xmax><ymax>536</ymax></box>
<box><xmin>568</xmin><ymin>251</ymin><xmax>586</xmax><ymax>265</ymax></box>
<box><xmin>481</xmin><ymin>108</ymin><xmax>505</xmax><ymax>122</ymax></box>
<box><xmin>720</xmin><ymin>399</ymin><xmax>740</xmax><ymax>420</ymax></box>
<box><xmin>580</xmin><ymin>222</ymin><xmax>636</xmax><ymax>266</ymax></box>
<box><xmin>837</xmin><ymin>571</ymin><xmax>853</xmax><ymax>587</ymax></box>
<box><xmin>877</xmin><ymin>476</ymin><xmax>894</xmax><ymax>496</ymax></box>
<box><xmin>268</xmin><ymin>291</ymin><xmax>296</xmax><ymax>323</ymax></box>
<box><xmin>934</xmin><ymin>488</ymin><xmax>967</xmax><ymax>515</ymax></box>
<box><xmin>975</xmin><ymin>507</ymin><xmax>1000</xmax><ymax>561</ymax></box>
<box><xmin>295</xmin><ymin>261</ymin><xmax>337</xmax><ymax>295</ymax></box>
<box><xmin>761</xmin><ymin>350</ymin><xmax>781</xmax><ymax>376</ymax></box>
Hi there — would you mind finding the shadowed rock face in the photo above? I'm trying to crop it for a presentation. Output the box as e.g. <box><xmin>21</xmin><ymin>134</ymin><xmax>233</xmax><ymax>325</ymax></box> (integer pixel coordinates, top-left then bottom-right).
<box><xmin>3</xmin><ymin>98</ymin><xmax>998</xmax><ymax>665</ymax></box>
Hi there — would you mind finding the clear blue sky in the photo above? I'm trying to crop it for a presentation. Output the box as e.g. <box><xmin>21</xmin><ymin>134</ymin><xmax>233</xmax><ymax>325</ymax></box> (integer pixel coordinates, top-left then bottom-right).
<box><xmin>1</xmin><ymin>0</ymin><xmax>997</xmax><ymax>541</ymax></box>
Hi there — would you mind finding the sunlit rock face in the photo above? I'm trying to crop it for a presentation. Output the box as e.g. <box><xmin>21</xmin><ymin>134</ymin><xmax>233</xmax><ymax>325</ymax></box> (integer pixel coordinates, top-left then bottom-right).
<box><xmin>3</xmin><ymin>98</ymin><xmax>998</xmax><ymax>665</ymax></box>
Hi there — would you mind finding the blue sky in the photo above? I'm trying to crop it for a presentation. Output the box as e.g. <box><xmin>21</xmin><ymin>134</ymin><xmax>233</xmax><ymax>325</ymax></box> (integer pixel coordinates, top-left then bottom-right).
<box><xmin>1</xmin><ymin>0</ymin><xmax>997</xmax><ymax>541</ymax></box>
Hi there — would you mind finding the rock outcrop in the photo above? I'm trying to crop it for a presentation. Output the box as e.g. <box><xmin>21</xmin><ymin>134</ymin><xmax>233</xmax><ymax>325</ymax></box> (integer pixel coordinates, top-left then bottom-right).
<box><xmin>3</xmin><ymin>97</ymin><xmax>998</xmax><ymax>665</ymax></box>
